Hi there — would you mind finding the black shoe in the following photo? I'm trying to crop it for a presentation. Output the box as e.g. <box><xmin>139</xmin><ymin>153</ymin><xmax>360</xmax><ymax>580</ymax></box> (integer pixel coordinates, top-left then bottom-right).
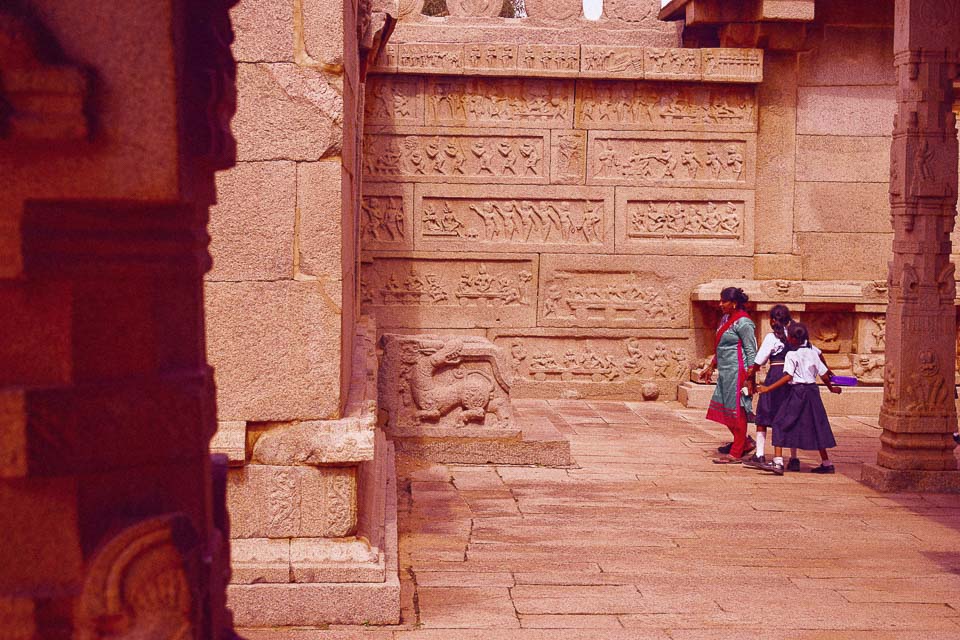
<box><xmin>742</xmin><ymin>454</ymin><xmax>766</xmax><ymax>469</ymax></box>
<box><xmin>760</xmin><ymin>460</ymin><xmax>784</xmax><ymax>476</ymax></box>
<box><xmin>787</xmin><ymin>457</ymin><xmax>800</xmax><ymax>472</ymax></box>
<box><xmin>810</xmin><ymin>464</ymin><xmax>835</xmax><ymax>474</ymax></box>
<box><xmin>717</xmin><ymin>442</ymin><xmax>733</xmax><ymax>454</ymax></box>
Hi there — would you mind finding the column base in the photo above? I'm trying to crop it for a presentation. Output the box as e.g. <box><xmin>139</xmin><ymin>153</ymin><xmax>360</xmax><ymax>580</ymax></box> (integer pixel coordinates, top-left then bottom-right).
<box><xmin>861</xmin><ymin>463</ymin><xmax>960</xmax><ymax>494</ymax></box>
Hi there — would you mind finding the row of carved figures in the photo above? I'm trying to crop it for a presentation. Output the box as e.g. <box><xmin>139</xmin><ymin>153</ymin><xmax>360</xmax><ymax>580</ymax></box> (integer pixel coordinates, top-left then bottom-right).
<box><xmin>595</xmin><ymin>142</ymin><xmax>744</xmax><ymax>181</ymax></box>
<box><xmin>628</xmin><ymin>201</ymin><xmax>742</xmax><ymax>238</ymax></box>
<box><xmin>365</xmin><ymin>136</ymin><xmax>542</xmax><ymax>178</ymax></box>
<box><xmin>422</xmin><ymin>199</ymin><xmax>604</xmax><ymax>244</ymax></box>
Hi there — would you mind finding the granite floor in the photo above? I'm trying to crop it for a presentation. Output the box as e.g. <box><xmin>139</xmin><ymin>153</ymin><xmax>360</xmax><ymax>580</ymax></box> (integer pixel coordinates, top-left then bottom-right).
<box><xmin>241</xmin><ymin>400</ymin><xmax>960</xmax><ymax>639</ymax></box>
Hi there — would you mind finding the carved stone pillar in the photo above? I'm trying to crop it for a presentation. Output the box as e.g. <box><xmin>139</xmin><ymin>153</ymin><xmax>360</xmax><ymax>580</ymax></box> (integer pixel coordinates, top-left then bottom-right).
<box><xmin>862</xmin><ymin>0</ymin><xmax>960</xmax><ymax>492</ymax></box>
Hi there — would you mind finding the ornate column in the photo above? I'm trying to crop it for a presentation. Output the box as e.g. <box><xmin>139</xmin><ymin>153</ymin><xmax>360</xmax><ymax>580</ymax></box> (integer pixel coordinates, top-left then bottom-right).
<box><xmin>863</xmin><ymin>0</ymin><xmax>960</xmax><ymax>492</ymax></box>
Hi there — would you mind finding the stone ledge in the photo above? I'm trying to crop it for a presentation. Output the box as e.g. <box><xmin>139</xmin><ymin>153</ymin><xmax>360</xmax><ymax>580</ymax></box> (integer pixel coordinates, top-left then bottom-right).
<box><xmin>861</xmin><ymin>464</ymin><xmax>960</xmax><ymax>494</ymax></box>
<box><xmin>678</xmin><ymin>381</ymin><xmax>889</xmax><ymax>416</ymax></box>
<box><xmin>371</xmin><ymin>42</ymin><xmax>763</xmax><ymax>83</ymax></box>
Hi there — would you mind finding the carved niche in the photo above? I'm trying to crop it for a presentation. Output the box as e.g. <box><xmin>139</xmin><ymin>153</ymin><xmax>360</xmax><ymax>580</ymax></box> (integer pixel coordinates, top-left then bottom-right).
<box><xmin>74</xmin><ymin>515</ymin><xmax>200</xmax><ymax>640</ymax></box>
<box><xmin>0</xmin><ymin>4</ymin><xmax>91</xmax><ymax>141</ymax></box>
<box><xmin>445</xmin><ymin>0</ymin><xmax>503</xmax><ymax>17</ymax></box>
<box><xmin>378</xmin><ymin>334</ymin><xmax>515</xmax><ymax>431</ymax></box>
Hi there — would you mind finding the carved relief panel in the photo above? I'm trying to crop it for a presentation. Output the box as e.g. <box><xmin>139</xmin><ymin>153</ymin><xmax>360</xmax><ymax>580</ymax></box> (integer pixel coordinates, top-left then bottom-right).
<box><xmin>464</xmin><ymin>44</ymin><xmax>519</xmax><ymax>74</ymax></box>
<box><xmin>398</xmin><ymin>43</ymin><xmax>463</xmax><ymax>74</ymax></box>
<box><xmin>856</xmin><ymin>314</ymin><xmax>887</xmax><ymax>354</ymax></box>
<box><xmin>424</xmin><ymin>77</ymin><xmax>575</xmax><ymax>128</ymax></box>
<box><xmin>587</xmin><ymin>132</ymin><xmax>755</xmax><ymax>187</ymax></box>
<box><xmin>538</xmin><ymin>254</ymin><xmax>751</xmax><ymax>329</ymax></box>
<box><xmin>360</xmin><ymin>183</ymin><xmax>414</xmax><ymax>251</ymax></box>
<box><xmin>581</xmin><ymin>46</ymin><xmax>646</xmax><ymax>78</ymax></box>
<box><xmin>360</xmin><ymin>252</ymin><xmax>539</xmax><ymax>328</ymax></box>
<box><xmin>576</xmin><ymin>81</ymin><xmax>757</xmax><ymax>133</ymax></box>
<box><xmin>363</xmin><ymin>128</ymin><xmax>550</xmax><ymax>184</ymax></box>
<box><xmin>615</xmin><ymin>188</ymin><xmax>755</xmax><ymax>256</ymax></box>
<box><xmin>365</xmin><ymin>76</ymin><xmax>423</xmax><ymax>126</ymax></box>
<box><xmin>490</xmin><ymin>329</ymin><xmax>692</xmax><ymax>400</ymax></box>
<box><xmin>645</xmin><ymin>48</ymin><xmax>701</xmax><ymax>81</ymax></box>
<box><xmin>413</xmin><ymin>185</ymin><xmax>615</xmax><ymax>253</ymax></box>
<box><xmin>551</xmin><ymin>130</ymin><xmax>587</xmax><ymax>184</ymax></box>
<box><xmin>702</xmin><ymin>49</ymin><xmax>764</xmax><ymax>83</ymax></box>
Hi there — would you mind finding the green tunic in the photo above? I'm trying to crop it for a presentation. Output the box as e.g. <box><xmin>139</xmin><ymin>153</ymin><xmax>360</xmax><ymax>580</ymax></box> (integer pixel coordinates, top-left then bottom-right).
<box><xmin>706</xmin><ymin>315</ymin><xmax>758</xmax><ymax>428</ymax></box>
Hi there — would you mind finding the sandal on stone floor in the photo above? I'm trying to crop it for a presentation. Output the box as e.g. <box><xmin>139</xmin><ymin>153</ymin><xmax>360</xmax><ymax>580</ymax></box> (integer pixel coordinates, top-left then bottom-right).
<box><xmin>712</xmin><ymin>454</ymin><xmax>742</xmax><ymax>464</ymax></box>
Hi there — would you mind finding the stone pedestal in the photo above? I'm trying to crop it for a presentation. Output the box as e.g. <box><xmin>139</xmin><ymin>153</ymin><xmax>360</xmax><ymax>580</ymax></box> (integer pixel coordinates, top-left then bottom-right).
<box><xmin>378</xmin><ymin>333</ymin><xmax>572</xmax><ymax>465</ymax></box>
<box><xmin>863</xmin><ymin>0</ymin><xmax>960</xmax><ymax>493</ymax></box>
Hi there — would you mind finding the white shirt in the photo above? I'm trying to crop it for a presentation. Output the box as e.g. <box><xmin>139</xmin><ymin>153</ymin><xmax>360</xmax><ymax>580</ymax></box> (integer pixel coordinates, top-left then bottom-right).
<box><xmin>784</xmin><ymin>345</ymin><xmax>827</xmax><ymax>384</ymax></box>
<box><xmin>755</xmin><ymin>333</ymin><xmax>786</xmax><ymax>366</ymax></box>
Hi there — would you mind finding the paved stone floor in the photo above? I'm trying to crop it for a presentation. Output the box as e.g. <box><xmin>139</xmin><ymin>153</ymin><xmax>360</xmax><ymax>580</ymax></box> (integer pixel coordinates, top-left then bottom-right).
<box><xmin>242</xmin><ymin>400</ymin><xmax>960</xmax><ymax>639</ymax></box>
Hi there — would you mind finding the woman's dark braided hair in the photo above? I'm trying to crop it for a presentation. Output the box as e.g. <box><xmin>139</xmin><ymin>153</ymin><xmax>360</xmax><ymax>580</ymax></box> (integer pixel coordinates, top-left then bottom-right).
<box><xmin>720</xmin><ymin>286</ymin><xmax>749</xmax><ymax>310</ymax></box>
<box><xmin>769</xmin><ymin>304</ymin><xmax>792</xmax><ymax>344</ymax></box>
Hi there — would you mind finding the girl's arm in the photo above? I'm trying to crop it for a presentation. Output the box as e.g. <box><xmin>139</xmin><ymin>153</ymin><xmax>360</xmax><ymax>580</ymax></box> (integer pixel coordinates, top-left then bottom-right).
<box><xmin>757</xmin><ymin>372</ymin><xmax>791</xmax><ymax>394</ymax></box>
<box><xmin>816</xmin><ymin>350</ymin><xmax>835</xmax><ymax>382</ymax></box>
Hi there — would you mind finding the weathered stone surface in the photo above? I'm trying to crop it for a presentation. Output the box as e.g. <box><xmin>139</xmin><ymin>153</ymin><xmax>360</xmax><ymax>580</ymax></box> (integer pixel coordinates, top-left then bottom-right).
<box><xmin>581</xmin><ymin>46</ymin><xmax>646</xmax><ymax>79</ymax></box>
<box><xmin>799</xmin><ymin>27</ymin><xmax>894</xmax><ymax>86</ymax></box>
<box><xmin>251</xmin><ymin>419</ymin><xmax>375</xmax><ymax>466</ymax></box>
<box><xmin>229</xmin><ymin>0</ymin><xmax>295</xmax><ymax>62</ymax></box>
<box><xmin>227</xmin><ymin>465</ymin><xmax>358</xmax><ymax>538</ymax></box>
<box><xmin>211</xmin><ymin>421</ymin><xmax>247</xmax><ymax>465</ymax></box>
<box><xmin>701</xmin><ymin>48</ymin><xmax>763</xmax><ymax>83</ymax></box>
<box><xmin>796</xmin><ymin>233</ymin><xmax>891</xmax><ymax>280</ymax></box>
<box><xmin>463</xmin><ymin>43</ymin><xmax>519</xmax><ymax>75</ymax></box>
<box><xmin>361</xmin><ymin>252</ymin><xmax>539</xmax><ymax>329</ymax></box>
<box><xmin>575</xmin><ymin>81</ymin><xmax>757</xmax><ymax>133</ymax></box>
<box><xmin>229</xmin><ymin>580</ymin><xmax>401</xmax><ymax>626</ymax></box>
<box><xmin>290</xmin><ymin>537</ymin><xmax>385</xmax><ymax>583</ymax></box>
<box><xmin>614</xmin><ymin>188</ymin><xmax>755</xmax><ymax>256</ymax></box>
<box><xmin>363</xmin><ymin>127</ymin><xmax>550</xmax><ymax>184</ymax></box>
<box><xmin>645</xmin><ymin>47</ymin><xmax>701</xmax><ymax>81</ymax></box>
<box><xmin>587</xmin><ymin>132</ymin><xmax>756</xmax><ymax>188</ymax></box>
<box><xmin>517</xmin><ymin>45</ymin><xmax>580</xmax><ymax>77</ymax></box>
<box><xmin>234</xmin><ymin>64</ymin><xmax>343</xmax><ymax>162</ymax></box>
<box><xmin>297</xmin><ymin>160</ymin><xmax>344</xmax><ymax>291</ymax></box>
<box><xmin>794</xmin><ymin>182</ymin><xmax>890</xmax><ymax>233</ymax></box>
<box><xmin>378</xmin><ymin>334</ymin><xmax>515</xmax><ymax>432</ymax></box>
<box><xmin>412</xmin><ymin>185</ymin><xmax>615</xmax><ymax>254</ymax></box>
<box><xmin>398</xmin><ymin>43</ymin><xmax>464</xmax><ymax>74</ymax></box>
<box><xmin>753</xmin><ymin>254</ymin><xmax>803</xmax><ymax>280</ymax></box>
<box><xmin>538</xmin><ymin>254</ymin><xmax>752</xmax><ymax>329</ymax></box>
<box><xmin>551</xmin><ymin>130</ymin><xmax>587</xmax><ymax>185</ymax></box>
<box><xmin>359</xmin><ymin>183</ymin><xmax>415</xmax><ymax>252</ymax></box>
<box><xmin>795</xmin><ymin>135</ymin><xmax>890</xmax><ymax>183</ymax></box>
<box><xmin>797</xmin><ymin>86</ymin><xmax>897</xmax><ymax>137</ymax></box>
<box><xmin>231</xmin><ymin>538</ymin><xmax>290</xmax><ymax>584</ymax></box>
<box><xmin>207</xmin><ymin>161</ymin><xmax>296</xmax><ymax>281</ymax></box>
<box><xmin>302</xmin><ymin>0</ymin><xmax>345</xmax><ymax>65</ymax></box>
<box><xmin>206</xmin><ymin>281</ymin><xmax>342</xmax><ymax>422</ymax></box>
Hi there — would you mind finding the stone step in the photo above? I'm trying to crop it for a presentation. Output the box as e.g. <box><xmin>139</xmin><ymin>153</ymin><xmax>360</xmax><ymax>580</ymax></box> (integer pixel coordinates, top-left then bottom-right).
<box><xmin>678</xmin><ymin>381</ymin><xmax>889</xmax><ymax>416</ymax></box>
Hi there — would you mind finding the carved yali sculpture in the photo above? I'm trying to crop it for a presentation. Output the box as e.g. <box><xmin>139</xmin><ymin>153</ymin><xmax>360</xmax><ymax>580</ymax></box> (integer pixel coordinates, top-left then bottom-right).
<box><xmin>378</xmin><ymin>334</ymin><xmax>514</xmax><ymax>431</ymax></box>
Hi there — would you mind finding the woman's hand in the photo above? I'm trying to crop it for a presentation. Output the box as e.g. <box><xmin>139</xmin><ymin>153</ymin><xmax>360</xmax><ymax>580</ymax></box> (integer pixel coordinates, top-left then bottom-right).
<box><xmin>698</xmin><ymin>364</ymin><xmax>715</xmax><ymax>382</ymax></box>
<box><xmin>756</xmin><ymin>384</ymin><xmax>768</xmax><ymax>394</ymax></box>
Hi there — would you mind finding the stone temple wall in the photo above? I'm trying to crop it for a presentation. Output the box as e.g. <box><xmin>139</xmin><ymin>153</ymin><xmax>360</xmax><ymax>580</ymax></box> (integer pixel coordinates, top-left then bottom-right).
<box><xmin>359</xmin><ymin>0</ymin><xmax>960</xmax><ymax>400</ymax></box>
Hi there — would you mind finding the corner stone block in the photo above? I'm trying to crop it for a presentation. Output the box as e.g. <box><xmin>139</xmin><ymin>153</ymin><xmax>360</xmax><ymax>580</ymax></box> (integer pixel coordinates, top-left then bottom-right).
<box><xmin>231</xmin><ymin>538</ymin><xmax>291</xmax><ymax>584</ymax></box>
<box><xmin>205</xmin><ymin>280</ymin><xmax>342</xmax><ymax>422</ymax></box>
<box><xmin>234</xmin><ymin>63</ymin><xmax>344</xmax><ymax>162</ymax></box>
<box><xmin>207</xmin><ymin>161</ymin><xmax>296</xmax><ymax>281</ymax></box>
<box><xmin>227</xmin><ymin>465</ymin><xmax>358</xmax><ymax>539</ymax></box>
<box><xmin>211</xmin><ymin>421</ymin><xmax>247</xmax><ymax>466</ymax></box>
<box><xmin>229</xmin><ymin>0</ymin><xmax>295</xmax><ymax>63</ymax></box>
<box><xmin>290</xmin><ymin>537</ymin><xmax>385</xmax><ymax>583</ymax></box>
<box><xmin>297</xmin><ymin>161</ymin><xmax>343</xmax><ymax>289</ymax></box>
<box><xmin>302</xmin><ymin>0</ymin><xmax>345</xmax><ymax>66</ymax></box>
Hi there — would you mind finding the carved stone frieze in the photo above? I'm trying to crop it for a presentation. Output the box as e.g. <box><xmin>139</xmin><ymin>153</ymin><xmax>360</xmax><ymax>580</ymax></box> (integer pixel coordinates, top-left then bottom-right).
<box><xmin>445</xmin><ymin>0</ymin><xmax>503</xmax><ymax>17</ymax></box>
<box><xmin>852</xmin><ymin>354</ymin><xmax>885</xmax><ymax>385</ymax></box>
<box><xmin>363</xmin><ymin>128</ymin><xmax>549</xmax><ymax>183</ymax></box>
<box><xmin>378</xmin><ymin>334</ymin><xmax>515</xmax><ymax>431</ymax></box>
<box><xmin>360</xmin><ymin>252</ymin><xmax>538</xmax><ymax>328</ymax></box>
<box><xmin>702</xmin><ymin>49</ymin><xmax>764</xmax><ymax>83</ymax></box>
<box><xmin>490</xmin><ymin>329</ymin><xmax>691</xmax><ymax>400</ymax></box>
<box><xmin>587</xmin><ymin>133</ymin><xmax>754</xmax><ymax>187</ymax></box>
<box><xmin>645</xmin><ymin>47</ymin><xmax>701</xmax><ymax>81</ymax></box>
<box><xmin>517</xmin><ymin>45</ymin><xmax>581</xmax><ymax>77</ymax></box>
<box><xmin>523</xmin><ymin>0</ymin><xmax>581</xmax><ymax>21</ymax></box>
<box><xmin>551</xmin><ymin>130</ymin><xmax>587</xmax><ymax>184</ymax></box>
<box><xmin>398</xmin><ymin>43</ymin><xmax>463</xmax><ymax>74</ymax></box>
<box><xmin>365</xmin><ymin>76</ymin><xmax>423</xmax><ymax>126</ymax></box>
<box><xmin>581</xmin><ymin>46</ymin><xmax>646</xmax><ymax>79</ymax></box>
<box><xmin>464</xmin><ymin>43</ymin><xmax>519</xmax><ymax>74</ymax></box>
<box><xmin>370</xmin><ymin>42</ymin><xmax>399</xmax><ymax>72</ymax></box>
<box><xmin>423</xmin><ymin>77</ymin><xmax>574</xmax><ymax>128</ymax></box>
<box><xmin>615</xmin><ymin>188</ymin><xmax>754</xmax><ymax>256</ymax></box>
<box><xmin>361</xmin><ymin>183</ymin><xmax>414</xmax><ymax>250</ymax></box>
<box><xmin>539</xmin><ymin>255</ymin><xmax>750</xmax><ymax>329</ymax></box>
<box><xmin>576</xmin><ymin>81</ymin><xmax>757</xmax><ymax>133</ymax></box>
<box><xmin>413</xmin><ymin>185</ymin><xmax>615</xmax><ymax>253</ymax></box>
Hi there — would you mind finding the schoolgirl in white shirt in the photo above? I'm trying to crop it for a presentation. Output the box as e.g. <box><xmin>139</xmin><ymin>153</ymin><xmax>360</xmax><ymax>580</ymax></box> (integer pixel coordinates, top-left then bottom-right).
<box><xmin>756</xmin><ymin>322</ymin><xmax>841</xmax><ymax>475</ymax></box>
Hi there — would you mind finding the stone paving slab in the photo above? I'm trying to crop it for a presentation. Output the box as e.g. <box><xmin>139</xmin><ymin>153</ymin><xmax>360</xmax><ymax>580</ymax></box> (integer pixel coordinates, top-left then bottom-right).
<box><xmin>239</xmin><ymin>400</ymin><xmax>960</xmax><ymax>638</ymax></box>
